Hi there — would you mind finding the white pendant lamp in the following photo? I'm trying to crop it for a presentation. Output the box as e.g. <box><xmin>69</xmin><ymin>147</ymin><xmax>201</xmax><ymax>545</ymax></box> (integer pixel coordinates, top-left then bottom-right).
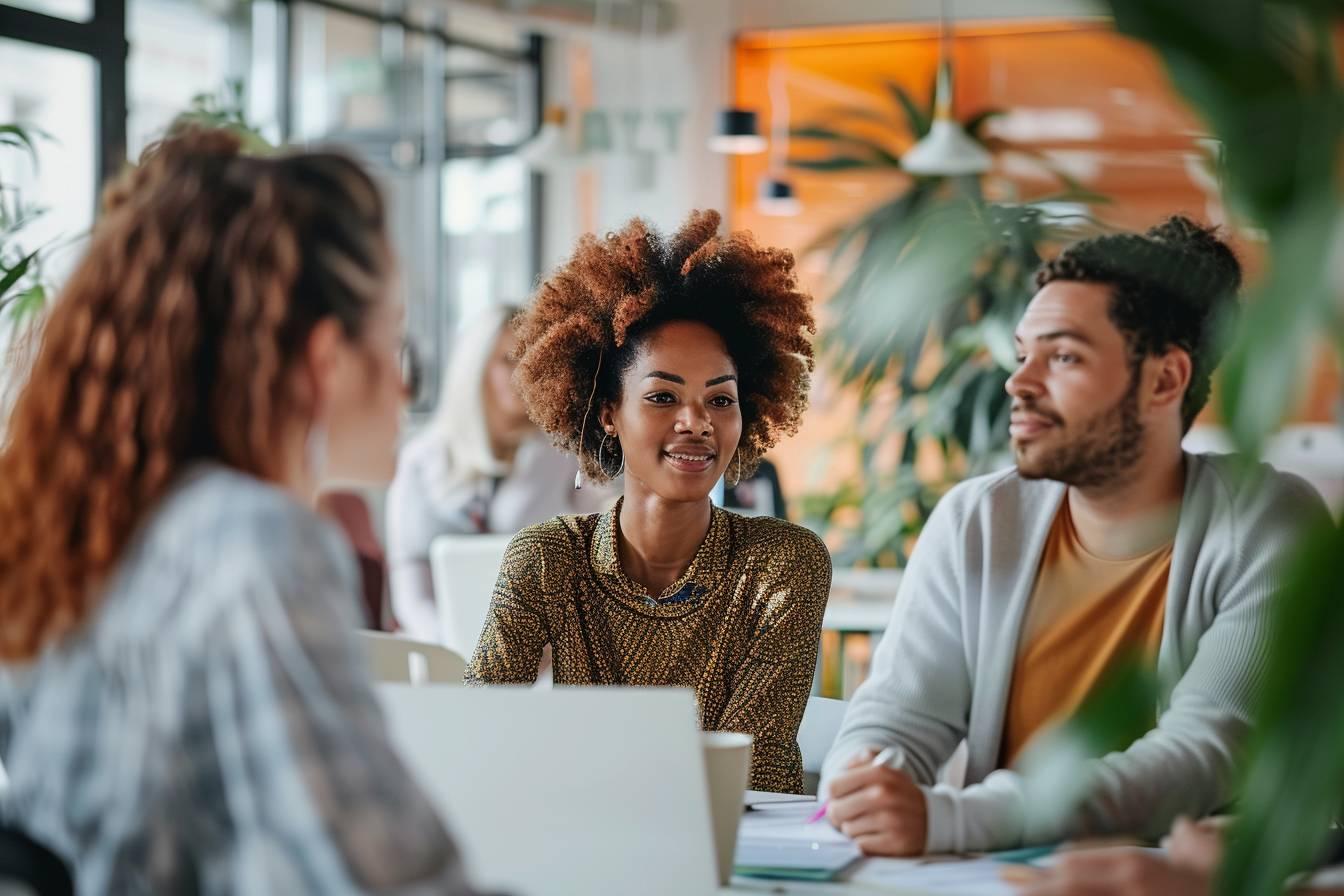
<box><xmin>900</xmin><ymin>0</ymin><xmax>992</xmax><ymax>177</ymax></box>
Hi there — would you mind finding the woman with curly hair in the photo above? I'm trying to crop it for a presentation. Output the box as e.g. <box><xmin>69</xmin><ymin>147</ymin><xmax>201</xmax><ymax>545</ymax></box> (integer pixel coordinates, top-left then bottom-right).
<box><xmin>0</xmin><ymin>130</ymin><xmax>483</xmax><ymax>894</ymax></box>
<box><xmin>465</xmin><ymin>210</ymin><xmax>832</xmax><ymax>793</ymax></box>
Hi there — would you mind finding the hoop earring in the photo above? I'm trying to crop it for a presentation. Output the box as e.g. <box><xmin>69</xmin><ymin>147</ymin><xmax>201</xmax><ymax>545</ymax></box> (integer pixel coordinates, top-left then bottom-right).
<box><xmin>727</xmin><ymin>451</ymin><xmax>743</xmax><ymax>488</ymax></box>
<box><xmin>599</xmin><ymin>432</ymin><xmax>625</xmax><ymax>479</ymax></box>
<box><xmin>306</xmin><ymin>420</ymin><xmax>328</xmax><ymax>484</ymax></box>
<box><xmin>574</xmin><ymin>350</ymin><xmax>605</xmax><ymax>490</ymax></box>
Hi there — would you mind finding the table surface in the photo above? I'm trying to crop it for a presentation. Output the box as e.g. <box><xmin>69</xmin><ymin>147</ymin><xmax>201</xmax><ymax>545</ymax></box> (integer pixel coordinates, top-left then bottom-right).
<box><xmin>722</xmin><ymin>856</ymin><xmax>1017</xmax><ymax>894</ymax></box>
<box><xmin>823</xmin><ymin>569</ymin><xmax>902</xmax><ymax>633</ymax></box>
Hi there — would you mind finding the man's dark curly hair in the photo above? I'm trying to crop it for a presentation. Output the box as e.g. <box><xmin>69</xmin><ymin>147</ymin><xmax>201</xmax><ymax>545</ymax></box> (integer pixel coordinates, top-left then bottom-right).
<box><xmin>1035</xmin><ymin>215</ymin><xmax>1242</xmax><ymax>432</ymax></box>
<box><xmin>514</xmin><ymin>209</ymin><xmax>816</xmax><ymax>483</ymax></box>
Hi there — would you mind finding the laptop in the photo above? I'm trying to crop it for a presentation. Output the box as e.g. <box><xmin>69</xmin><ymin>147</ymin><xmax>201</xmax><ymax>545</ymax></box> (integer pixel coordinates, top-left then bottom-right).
<box><xmin>377</xmin><ymin>685</ymin><xmax>721</xmax><ymax>896</ymax></box>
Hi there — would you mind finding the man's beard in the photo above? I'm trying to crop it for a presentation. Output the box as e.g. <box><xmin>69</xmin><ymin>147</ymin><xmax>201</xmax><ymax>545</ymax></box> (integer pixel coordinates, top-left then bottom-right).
<box><xmin>1013</xmin><ymin>381</ymin><xmax>1144</xmax><ymax>489</ymax></box>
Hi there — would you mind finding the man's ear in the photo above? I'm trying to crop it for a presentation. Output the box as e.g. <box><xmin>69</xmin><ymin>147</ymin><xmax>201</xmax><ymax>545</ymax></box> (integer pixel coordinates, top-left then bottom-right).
<box><xmin>1149</xmin><ymin>347</ymin><xmax>1193</xmax><ymax>412</ymax></box>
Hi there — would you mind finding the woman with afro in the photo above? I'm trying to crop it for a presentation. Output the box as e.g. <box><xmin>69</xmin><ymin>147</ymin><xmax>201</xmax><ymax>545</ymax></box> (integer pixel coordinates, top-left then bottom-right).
<box><xmin>464</xmin><ymin>209</ymin><xmax>831</xmax><ymax>793</ymax></box>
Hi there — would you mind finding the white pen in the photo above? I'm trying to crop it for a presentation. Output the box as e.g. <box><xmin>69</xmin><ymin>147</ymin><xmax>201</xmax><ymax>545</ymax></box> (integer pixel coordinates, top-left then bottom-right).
<box><xmin>807</xmin><ymin>745</ymin><xmax>905</xmax><ymax>823</ymax></box>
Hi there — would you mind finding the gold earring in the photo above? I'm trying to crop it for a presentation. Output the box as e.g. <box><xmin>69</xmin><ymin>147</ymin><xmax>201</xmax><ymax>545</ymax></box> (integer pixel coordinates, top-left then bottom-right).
<box><xmin>599</xmin><ymin>431</ymin><xmax>624</xmax><ymax>478</ymax></box>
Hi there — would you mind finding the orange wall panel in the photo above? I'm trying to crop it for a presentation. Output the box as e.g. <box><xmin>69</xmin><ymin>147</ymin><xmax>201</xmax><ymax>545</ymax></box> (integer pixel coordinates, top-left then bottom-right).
<box><xmin>730</xmin><ymin>20</ymin><xmax>1340</xmax><ymax>507</ymax></box>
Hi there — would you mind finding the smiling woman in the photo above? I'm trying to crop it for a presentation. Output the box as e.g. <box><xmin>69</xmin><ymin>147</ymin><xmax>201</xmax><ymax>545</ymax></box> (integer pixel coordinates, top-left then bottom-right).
<box><xmin>463</xmin><ymin>210</ymin><xmax>832</xmax><ymax>794</ymax></box>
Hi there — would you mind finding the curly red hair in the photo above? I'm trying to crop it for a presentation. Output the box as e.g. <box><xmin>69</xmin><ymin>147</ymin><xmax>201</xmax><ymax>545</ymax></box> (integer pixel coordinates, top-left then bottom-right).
<box><xmin>515</xmin><ymin>209</ymin><xmax>816</xmax><ymax>482</ymax></box>
<box><xmin>0</xmin><ymin>129</ymin><xmax>389</xmax><ymax>661</ymax></box>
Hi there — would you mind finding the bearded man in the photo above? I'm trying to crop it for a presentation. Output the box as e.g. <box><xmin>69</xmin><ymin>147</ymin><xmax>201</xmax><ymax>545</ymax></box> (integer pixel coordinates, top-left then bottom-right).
<box><xmin>819</xmin><ymin>216</ymin><xmax>1329</xmax><ymax>856</ymax></box>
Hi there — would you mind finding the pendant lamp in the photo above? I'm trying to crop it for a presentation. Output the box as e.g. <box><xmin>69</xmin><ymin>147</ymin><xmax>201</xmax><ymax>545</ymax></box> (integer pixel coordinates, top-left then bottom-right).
<box><xmin>900</xmin><ymin>0</ymin><xmax>992</xmax><ymax>177</ymax></box>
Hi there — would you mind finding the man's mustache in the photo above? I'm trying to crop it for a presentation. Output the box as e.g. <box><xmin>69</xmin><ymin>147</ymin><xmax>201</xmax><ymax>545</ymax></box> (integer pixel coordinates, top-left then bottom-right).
<box><xmin>1011</xmin><ymin>402</ymin><xmax>1065</xmax><ymax>426</ymax></box>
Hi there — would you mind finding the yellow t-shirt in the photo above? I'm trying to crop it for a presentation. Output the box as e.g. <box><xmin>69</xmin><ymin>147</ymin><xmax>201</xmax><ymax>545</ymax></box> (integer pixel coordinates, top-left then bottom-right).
<box><xmin>999</xmin><ymin>498</ymin><xmax>1172</xmax><ymax>768</ymax></box>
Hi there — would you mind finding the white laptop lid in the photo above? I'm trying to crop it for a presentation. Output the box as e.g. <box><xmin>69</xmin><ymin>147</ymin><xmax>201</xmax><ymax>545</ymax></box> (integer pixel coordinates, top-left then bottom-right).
<box><xmin>378</xmin><ymin>685</ymin><xmax>719</xmax><ymax>896</ymax></box>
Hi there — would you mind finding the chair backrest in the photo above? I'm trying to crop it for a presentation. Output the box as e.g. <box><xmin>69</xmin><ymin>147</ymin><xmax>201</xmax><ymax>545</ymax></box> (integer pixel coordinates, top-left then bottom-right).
<box><xmin>428</xmin><ymin>533</ymin><xmax>514</xmax><ymax>658</ymax></box>
<box><xmin>798</xmin><ymin>695</ymin><xmax>848</xmax><ymax>795</ymax></box>
<box><xmin>1185</xmin><ymin>423</ymin><xmax>1344</xmax><ymax>514</ymax></box>
<box><xmin>0</xmin><ymin>826</ymin><xmax>73</xmax><ymax>896</ymax></box>
<box><xmin>1264</xmin><ymin>424</ymin><xmax>1344</xmax><ymax>514</ymax></box>
<box><xmin>358</xmin><ymin>631</ymin><xmax>465</xmax><ymax>684</ymax></box>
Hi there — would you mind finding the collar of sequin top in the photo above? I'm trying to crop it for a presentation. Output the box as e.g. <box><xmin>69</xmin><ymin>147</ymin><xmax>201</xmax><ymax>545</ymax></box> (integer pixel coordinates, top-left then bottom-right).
<box><xmin>588</xmin><ymin>497</ymin><xmax>733</xmax><ymax>613</ymax></box>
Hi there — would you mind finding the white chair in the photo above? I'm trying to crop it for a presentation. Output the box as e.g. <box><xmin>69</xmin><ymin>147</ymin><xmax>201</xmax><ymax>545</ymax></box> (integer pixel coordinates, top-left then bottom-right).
<box><xmin>798</xmin><ymin>695</ymin><xmax>848</xmax><ymax>795</ymax></box>
<box><xmin>1264</xmin><ymin>424</ymin><xmax>1344</xmax><ymax>514</ymax></box>
<box><xmin>1185</xmin><ymin>422</ymin><xmax>1344</xmax><ymax>514</ymax></box>
<box><xmin>358</xmin><ymin>630</ymin><xmax>465</xmax><ymax>685</ymax></box>
<box><xmin>428</xmin><ymin>533</ymin><xmax>514</xmax><ymax>659</ymax></box>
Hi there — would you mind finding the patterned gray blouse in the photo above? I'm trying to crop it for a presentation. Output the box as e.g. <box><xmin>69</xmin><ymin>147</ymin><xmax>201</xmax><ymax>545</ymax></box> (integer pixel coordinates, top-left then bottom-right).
<box><xmin>0</xmin><ymin>464</ymin><xmax>478</xmax><ymax>895</ymax></box>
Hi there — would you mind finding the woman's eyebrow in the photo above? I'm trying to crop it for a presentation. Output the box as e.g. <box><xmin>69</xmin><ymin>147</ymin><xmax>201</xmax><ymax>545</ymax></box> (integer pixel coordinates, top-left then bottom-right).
<box><xmin>643</xmin><ymin>370</ymin><xmax>685</xmax><ymax>384</ymax></box>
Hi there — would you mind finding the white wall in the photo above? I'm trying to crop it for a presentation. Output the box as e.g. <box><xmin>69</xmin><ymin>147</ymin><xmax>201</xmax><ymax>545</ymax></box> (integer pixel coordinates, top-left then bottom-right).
<box><xmin>537</xmin><ymin>0</ymin><xmax>735</xmax><ymax>272</ymax></box>
<box><xmin>531</xmin><ymin>0</ymin><xmax>1106</xmax><ymax>272</ymax></box>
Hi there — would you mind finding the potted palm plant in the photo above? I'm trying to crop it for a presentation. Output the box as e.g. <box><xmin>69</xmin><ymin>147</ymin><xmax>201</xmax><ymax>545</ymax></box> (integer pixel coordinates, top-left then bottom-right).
<box><xmin>790</xmin><ymin>77</ymin><xmax>1108</xmax><ymax>566</ymax></box>
<box><xmin>0</xmin><ymin>124</ymin><xmax>52</xmax><ymax>324</ymax></box>
<box><xmin>1103</xmin><ymin>3</ymin><xmax>1344</xmax><ymax>894</ymax></box>
<box><xmin>1</xmin><ymin>123</ymin><xmax>55</xmax><ymax>419</ymax></box>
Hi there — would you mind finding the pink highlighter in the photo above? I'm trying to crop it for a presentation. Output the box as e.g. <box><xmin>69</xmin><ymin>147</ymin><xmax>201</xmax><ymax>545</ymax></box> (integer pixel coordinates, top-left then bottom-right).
<box><xmin>807</xmin><ymin>745</ymin><xmax>904</xmax><ymax>824</ymax></box>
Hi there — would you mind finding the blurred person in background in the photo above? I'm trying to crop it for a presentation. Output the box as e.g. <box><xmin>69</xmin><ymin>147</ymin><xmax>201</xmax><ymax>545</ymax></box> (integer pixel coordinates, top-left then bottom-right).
<box><xmin>386</xmin><ymin>304</ymin><xmax>614</xmax><ymax>642</ymax></box>
<box><xmin>723</xmin><ymin>455</ymin><xmax>789</xmax><ymax>519</ymax></box>
<box><xmin>318</xmin><ymin>489</ymin><xmax>392</xmax><ymax>629</ymax></box>
<box><xmin>464</xmin><ymin>210</ymin><xmax>831</xmax><ymax>793</ymax></box>
<box><xmin>0</xmin><ymin>130</ymin><xmax>484</xmax><ymax>895</ymax></box>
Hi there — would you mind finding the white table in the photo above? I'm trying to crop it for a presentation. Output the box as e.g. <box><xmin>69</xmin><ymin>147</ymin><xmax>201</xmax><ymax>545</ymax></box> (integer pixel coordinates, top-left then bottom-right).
<box><xmin>824</xmin><ymin>569</ymin><xmax>901</xmax><ymax>634</ymax></box>
<box><xmin>724</xmin><ymin>856</ymin><xmax>1017</xmax><ymax>894</ymax></box>
<box><xmin>817</xmin><ymin>569</ymin><xmax>901</xmax><ymax>696</ymax></box>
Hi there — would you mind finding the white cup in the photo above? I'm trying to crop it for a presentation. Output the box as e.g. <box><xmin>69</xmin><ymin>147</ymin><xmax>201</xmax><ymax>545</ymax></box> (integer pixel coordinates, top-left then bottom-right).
<box><xmin>701</xmin><ymin>731</ymin><xmax>753</xmax><ymax>885</ymax></box>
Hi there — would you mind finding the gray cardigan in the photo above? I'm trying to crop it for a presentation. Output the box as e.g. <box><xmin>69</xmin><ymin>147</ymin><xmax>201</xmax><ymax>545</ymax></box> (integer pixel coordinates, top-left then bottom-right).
<box><xmin>821</xmin><ymin>452</ymin><xmax>1329</xmax><ymax>853</ymax></box>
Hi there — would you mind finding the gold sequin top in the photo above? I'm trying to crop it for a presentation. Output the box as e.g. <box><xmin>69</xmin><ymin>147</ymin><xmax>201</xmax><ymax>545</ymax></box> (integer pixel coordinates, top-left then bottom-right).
<box><xmin>465</xmin><ymin>500</ymin><xmax>832</xmax><ymax>793</ymax></box>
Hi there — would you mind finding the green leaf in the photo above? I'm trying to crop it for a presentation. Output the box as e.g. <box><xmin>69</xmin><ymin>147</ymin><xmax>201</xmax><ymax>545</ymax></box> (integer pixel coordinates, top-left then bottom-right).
<box><xmin>789</xmin><ymin>125</ymin><xmax>903</xmax><ymax>166</ymax></box>
<box><xmin>1016</xmin><ymin>659</ymin><xmax>1161</xmax><ymax>832</ymax></box>
<box><xmin>885</xmin><ymin>81</ymin><xmax>931</xmax><ymax>138</ymax></box>
<box><xmin>1220</xmin><ymin>518</ymin><xmax>1344</xmax><ymax>896</ymax></box>
<box><xmin>0</xmin><ymin>249</ymin><xmax>38</xmax><ymax>303</ymax></box>
<box><xmin>7</xmin><ymin>283</ymin><xmax>47</xmax><ymax>320</ymax></box>
<box><xmin>978</xmin><ymin>316</ymin><xmax>1020</xmax><ymax>372</ymax></box>
<box><xmin>807</xmin><ymin>104</ymin><xmax>904</xmax><ymax>131</ymax></box>
<box><xmin>962</xmin><ymin>108</ymin><xmax>1005</xmax><ymax>139</ymax></box>
<box><xmin>0</xmin><ymin>124</ymin><xmax>48</xmax><ymax>165</ymax></box>
<box><xmin>788</xmin><ymin>155</ymin><xmax>889</xmax><ymax>172</ymax></box>
<box><xmin>1217</xmin><ymin>199</ymin><xmax>1336</xmax><ymax>456</ymax></box>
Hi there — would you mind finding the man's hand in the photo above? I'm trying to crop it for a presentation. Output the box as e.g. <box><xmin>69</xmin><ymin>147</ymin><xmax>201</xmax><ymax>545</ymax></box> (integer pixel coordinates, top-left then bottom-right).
<box><xmin>825</xmin><ymin>749</ymin><xmax>928</xmax><ymax>856</ymax></box>
<box><xmin>1010</xmin><ymin>848</ymin><xmax>1210</xmax><ymax>896</ymax></box>
<box><xmin>1163</xmin><ymin>816</ymin><xmax>1224</xmax><ymax>874</ymax></box>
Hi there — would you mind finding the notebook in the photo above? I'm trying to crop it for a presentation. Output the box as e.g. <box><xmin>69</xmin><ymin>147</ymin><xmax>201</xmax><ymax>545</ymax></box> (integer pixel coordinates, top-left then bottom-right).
<box><xmin>734</xmin><ymin>800</ymin><xmax>862</xmax><ymax>881</ymax></box>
